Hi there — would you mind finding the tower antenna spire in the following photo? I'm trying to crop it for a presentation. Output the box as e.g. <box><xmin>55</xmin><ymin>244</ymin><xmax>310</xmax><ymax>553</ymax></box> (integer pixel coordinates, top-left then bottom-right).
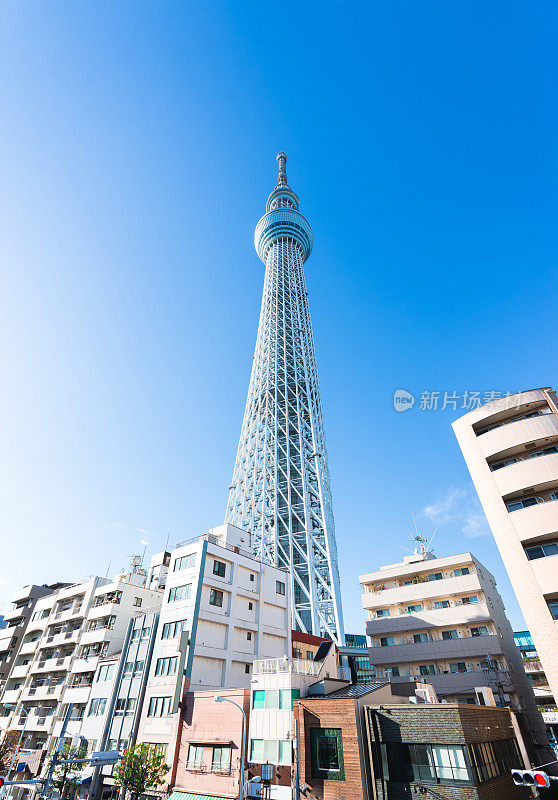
<box><xmin>276</xmin><ymin>151</ymin><xmax>288</xmax><ymax>186</ymax></box>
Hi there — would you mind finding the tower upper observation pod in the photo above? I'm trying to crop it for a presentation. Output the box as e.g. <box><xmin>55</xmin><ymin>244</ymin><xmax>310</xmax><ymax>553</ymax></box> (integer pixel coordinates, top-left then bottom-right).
<box><xmin>226</xmin><ymin>153</ymin><xmax>344</xmax><ymax>643</ymax></box>
<box><xmin>255</xmin><ymin>152</ymin><xmax>313</xmax><ymax>263</ymax></box>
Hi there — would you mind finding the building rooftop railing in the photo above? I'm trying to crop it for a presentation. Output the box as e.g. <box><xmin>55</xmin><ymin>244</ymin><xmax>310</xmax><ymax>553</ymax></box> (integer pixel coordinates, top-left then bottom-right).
<box><xmin>253</xmin><ymin>657</ymin><xmax>321</xmax><ymax>676</ymax></box>
<box><xmin>174</xmin><ymin>533</ymin><xmax>286</xmax><ymax>571</ymax></box>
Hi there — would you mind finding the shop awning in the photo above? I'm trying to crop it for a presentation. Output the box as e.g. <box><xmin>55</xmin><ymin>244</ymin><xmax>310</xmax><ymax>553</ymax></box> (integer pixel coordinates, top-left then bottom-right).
<box><xmin>169</xmin><ymin>792</ymin><xmax>233</xmax><ymax>800</ymax></box>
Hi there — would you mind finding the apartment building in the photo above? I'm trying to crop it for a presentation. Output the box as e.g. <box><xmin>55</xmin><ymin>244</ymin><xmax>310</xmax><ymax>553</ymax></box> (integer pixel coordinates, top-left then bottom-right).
<box><xmin>452</xmin><ymin>387</ymin><xmax>558</xmax><ymax>707</ymax></box>
<box><xmin>359</xmin><ymin>548</ymin><xmax>550</xmax><ymax>757</ymax></box>
<box><xmin>514</xmin><ymin>630</ymin><xmax>557</xmax><ymax>748</ymax></box>
<box><xmin>136</xmin><ymin>523</ymin><xmax>291</xmax><ymax>792</ymax></box>
<box><xmin>0</xmin><ymin>568</ymin><xmax>163</xmax><ymax>753</ymax></box>
<box><xmin>0</xmin><ymin>584</ymin><xmax>63</xmax><ymax>693</ymax></box>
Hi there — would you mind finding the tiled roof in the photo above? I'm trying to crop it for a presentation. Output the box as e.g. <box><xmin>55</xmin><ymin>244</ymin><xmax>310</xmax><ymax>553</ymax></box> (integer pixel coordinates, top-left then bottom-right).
<box><xmin>322</xmin><ymin>682</ymin><xmax>388</xmax><ymax>699</ymax></box>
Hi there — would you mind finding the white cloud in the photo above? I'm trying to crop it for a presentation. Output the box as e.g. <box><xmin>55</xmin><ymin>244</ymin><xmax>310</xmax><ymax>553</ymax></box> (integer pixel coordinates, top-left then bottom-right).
<box><xmin>422</xmin><ymin>486</ymin><xmax>490</xmax><ymax>539</ymax></box>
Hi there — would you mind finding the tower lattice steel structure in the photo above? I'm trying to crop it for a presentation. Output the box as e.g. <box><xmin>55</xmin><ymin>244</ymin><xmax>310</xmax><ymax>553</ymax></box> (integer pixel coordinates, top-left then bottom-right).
<box><xmin>226</xmin><ymin>153</ymin><xmax>344</xmax><ymax>642</ymax></box>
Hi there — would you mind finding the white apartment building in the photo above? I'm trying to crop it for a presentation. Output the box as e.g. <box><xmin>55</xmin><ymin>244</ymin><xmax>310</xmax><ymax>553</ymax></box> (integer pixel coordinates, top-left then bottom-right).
<box><xmin>0</xmin><ymin>584</ymin><xmax>63</xmax><ymax>693</ymax></box>
<box><xmin>452</xmin><ymin>387</ymin><xmax>558</xmax><ymax>708</ymax></box>
<box><xmin>137</xmin><ymin>523</ymin><xmax>291</xmax><ymax>773</ymax></box>
<box><xmin>0</xmin><ymin>568</ymin><xmax>163</xmax><ymax>753</ymax></box>
<box><xmin>359</xmin><ymin>549</ymin><xmax>549</xmax><ymax>751</ymax></box>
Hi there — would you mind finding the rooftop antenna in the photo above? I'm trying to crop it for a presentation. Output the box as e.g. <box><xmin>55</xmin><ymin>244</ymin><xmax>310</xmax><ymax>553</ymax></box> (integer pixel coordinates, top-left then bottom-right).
<box><xmin>104</xmin><ymin>559</ymin><xmax>112</xmax><ymax>579</ymax></box>
<box><xmin>165</xmin><ymin>531</ymin><xmax>171</xmax><ymax>552</ymax></box>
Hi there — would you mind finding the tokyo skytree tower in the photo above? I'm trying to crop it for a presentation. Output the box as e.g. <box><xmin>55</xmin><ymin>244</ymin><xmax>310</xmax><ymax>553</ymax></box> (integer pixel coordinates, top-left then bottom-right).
<box><xmin>226</xmin><ymin>153</ymin><xmax>344</xmax><ymax>643</ymax></box>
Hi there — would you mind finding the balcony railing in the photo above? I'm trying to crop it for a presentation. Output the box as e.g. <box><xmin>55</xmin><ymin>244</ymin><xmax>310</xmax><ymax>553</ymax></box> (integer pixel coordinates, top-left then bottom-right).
<box><xmin>253</xmin><ymin>658</ymin><xmax>320</xmax><ymax>676</ymax></box>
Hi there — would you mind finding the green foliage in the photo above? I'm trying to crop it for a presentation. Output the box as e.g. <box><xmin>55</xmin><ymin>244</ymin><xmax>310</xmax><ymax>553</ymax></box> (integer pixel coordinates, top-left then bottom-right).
<box><xmin>50</xmin><ymin>743</ymin><xmax>87</xmax><ymax>796</ymax></box>
<box><xmin>0</xmin><ymin>730</ymin><xmax>20</xmax><ymax>774</ymax></box>
<box><xmin>113</xmin><ymin>743</ymin><xmax>170</xmax><ymax>798</ymax></box>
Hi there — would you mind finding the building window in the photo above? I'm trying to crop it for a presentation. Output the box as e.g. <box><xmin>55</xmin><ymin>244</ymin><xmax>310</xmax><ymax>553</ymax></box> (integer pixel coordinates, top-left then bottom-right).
<box><xmin>407</xmin><ymin>604</ymin><xmax>422</xmax><ymax>613</ymax></box>
<box><xmin>506</xmin><ymin>496</ymin><xmax>538</xmax><ymax>512</ymax></box>
<box><xmin>187</xmin><ymin>744</ymin><xmax>204</xmax><ymax>769</ymax></box>
<box><xmin>276</xmin><ymin>581</ymin><xmax>286</xmax><ymax>595</ymax></box>
<box><xmin>490</xmin><ymin>457</ymin><xmax>518</xmax><ymax>471</ymax></box>
<box><xmin>174</xmin><ymin>553</ymin><xmax>196</xmax><ymax>571</ymax></box>
<box><xmin>376</xmin><ymin>609</ymin><xmax>390</xmax><ymax>618</ymax></box>
<box><xmin>213</xmin><ymin>560</ymin><xmax>226</xmax><ymax>578</ymax></box>
<box><xmin>461</xmin><ymin>595</ymin><xmax>478</xmax><ymax>605</ymax></box>
<box><xmin>280</xmin><ymin>689</ymin><xmax>300</xmax><ymax>709</ymax></box>
<box><xmin>413</xmin><ymin>633</ymin><xmax>430</xmax><ymax>643</ymax></box>
<box><xmin>168</xmin><ymin>584</ymin><xmax>192</xmax><ymax>602</ymax></box>
<box><xmin>88</xmin><ymin>698</ymin><xmax>107</xmax><ymax>717</ymax></box>
<box><xmin>209</xmin><ymin>589</ymin><xmax>224</xmax><ymax>607</ymax></box>
<box><xmin>250</xmin><ymin>739</ymin><xmax>264</xmax><ymax>761</ymax></box>
<box><xmin>248</xmin><ymin>602</ymin><xmax>253</xmax><ymax>610</ymax></box>
<box><xmin>96</xmin><ymin>663</ymin><xmax>115</xmax><ymax>682</ymax></box>
<box><xmin>548</xmin><ymin>602</ymin><xmax>558</xmax><ymax>620</ymax></box>
<box><xmin>442</xmin><ymin>630</ymin><xmax>459</xmax><ymax>640</ymax></box>
<box><xmin>467</xmin><ymin>739</ymin><xmax>521</xmax><ymax>784</ymax></box>
<box><xmin>379</xmin><ymin>742</ymin><xmax>470</xmax><ymax>784</ymax></box>
<box><xmin>245</xmin><ymin>664</ymin><xmax>250</xmax><ymax>674</ymax></box>
<box><xmin>471</xmin><ymin>626</ymin><xmax>489</xmax><ymax>637</ymax></box>
<box><xmin>526</xmin><ymin>541</ymin><xmax>558</xmax><ymax>560</ymax></box>
<box><xmin>155</xmin><ymin>656</ymin><xmax>178</xmax><ymax>676</ymax></box>
<box><xmin>212</xmin><ymin>746</ymin><xmax>231</xmax><ymax>773</ymax></box>
<box><xmin>427</xmin><ymin>572</ymin><xmax>443</xmax><ymax>582</ymax></box>
<box><xmin>386</xmin><ymin>666</ymin><xmax>400</xmax><ymax>678</ymax></box>
<box><xmin>253</xmin><ymin>690</ymin><xmax>265</xmax><ymax>709</ymax></box>
<box><xmin>115</xmin><ymin>698</ymin><xmax>136</xmax><ymax>715</ymax></box>
<box><xmin>161</xmin><ymin>619</ymin><xmax>187</xmax><ymax>639</ymax></box>
<box><xmin>265</xmin><ymin>690</ymin><xmax>279</xmax><ymax>709</ymax></box>
<box><xmin>454</xmin><ymin>567</ymin><xmax>470</xmax><ymax>576</ymax></box>
<box><xmin>133</xmin><ymin>597</ymin><xmax>142</xmax><ymax>607</ymax></box>
<box><xmin>247</xmin><ymin>631</ymin><xmax>252</xmax><ymax>641</ymax></box>
<box><xmin>450</xmin><ymin>662</ymin><xmax>468</xmax><ymax>673</ymax></box>
<box><xmin>293</xmin><ymin>648</ymin><xmax>302</xmax><ymax>658</ymax></box>
<box><xmin>380</xmin><ymin>637</ymin><xmax>394</xmax><ymax>647</ymax></box>
<box><xmin>306</xmin><ymin>650</ymin><xmax>313</xmax><ymax>659</ymax></box>
<box><xmin>435</xmin><ymin>600</ymin><xmax>450</xmax><ymax>609</ymax></box>
<box><xmin>250</xmin><ymin>574</ymin><xmax>255</xmax><ymax>582</ymax></box>
<box><xmin>310</xmin><ymin>728</ymin><xmax>344</xmax><ymax>781</ymax></box>
<box><xmin>124</xmin><ymin>660</ymin><xmax>143</xmax><ymax>676</ymax></box>
<box><xmin>419</xmin><ymin>664</ymin><xmax>436</xmax><ymax>676</ymax></box>
<box><xmin>147</xmin><ymin>696</ymin><xmax>172</xmax><ymax>717</ymax></box>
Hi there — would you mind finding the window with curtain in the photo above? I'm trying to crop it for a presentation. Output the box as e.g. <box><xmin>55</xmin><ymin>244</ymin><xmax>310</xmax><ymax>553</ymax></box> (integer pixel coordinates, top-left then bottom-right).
<box><xmin>212</xmin><ymin>746</ymin><xmax>231</xmax><ymax>772</ymax></box>
<box><xmin>187</xmin><ymin>744</ymin><xmax>204</xmax><ymax>769</ymax></box>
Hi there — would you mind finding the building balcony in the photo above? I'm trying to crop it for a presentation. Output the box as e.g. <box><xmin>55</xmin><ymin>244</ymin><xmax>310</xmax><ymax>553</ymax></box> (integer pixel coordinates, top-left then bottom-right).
<box><xmin>365</xmin><ymin>601</ymin><xmax>492</xmax><ymax>635</ymax></box>
<box><xmin>3</xmin><ymin>608</ymin><xmax>26</xmax><ymax>624</ymax></box>
<box><xmin>10</xmin><ymin>586</ymin><xmax>37</xmax><ymax>604</ymax></box>
<box><xmin>510</xmin><ymin>501</ymin><xmax>558</xmax><ymax>544</ymax></box>
<box><xmin>44</xmin><ymin>628</ymin><xmax>81</xmax><ymax>647</ymax></box>
<box><xmin>494</xmin><ymin>453</ymin><xmax>558</xmax><ymax>498</ymax></box>
<box><xmin>368</xmin><ymin>634</ymin><xmax>503</xmax><ymax>665</ymax></box>
<box><xmin>529</xmin><ymin>556</ymin><xmax>558</xmax><ymax>598</ymax></box>
<box><xmin>31</xmin><ymin>655</ymin><xmax>71</xmax><ymax>673</ymax></box>
<box><xmin>70</xmin><ymin>656</ymin><xmax>102</xmax><ymax>674</ymax></box>
<box><xmin>79</xmin><ymin>627</ymin><xmax>113</xmax><ymax>646</ymax></box>
<box><xmin>19</xmin><ymin>639</ymin><xmax>42</xmax><ymax>656</ymax></box>
<box><xmin>13</xmin><ymin>712</ymin><xmax>56</xmax><ymax>732</ymax></box>
<box><xmin>362</xmin><ymin>573</ymin><xmax>482</xmax><ymax>609</ymax></box>
<box><xmin>23</xmin><ymin>683</ymin><xmax>65</xmax><ymax>701</ymax></box>
<box><xmin>479</xmin><ymin>413</ymin><xmax>558</xmax><ymax>460</ymax></box>
<box><xmin>253</xmin><ymin>658</ymin><xmax>320</xmax><ymax>676</ymax></box>
<box><xmin>524</xmin><ymin>660</ymin><xmax>544</xmax><ymax>674</ymax></box>
<box><xmin>88</xmin><ymin>600</ymin><xmax>120</xmax><ymax>620</ymax></box>
<box><xmin>2</xmin><ymin>688</ymin><xmax>22</xmax><ymax>705</ymax></box>
<box><xmin>426</xmin><ymin>668</ymin><xmax>508</xmax><ymax>697</ymax></box>
<box><xmin>11</xmin><ymin>665</ymin><xmax>32</xmax><ymax>679</ymax></box>
<box><xmin>63</xmin><ymin>684</ymin><xmax>93</xmax><ymax>704</ymax></box>
<box><xmin>542</xmin><ymin>710</ymin><xmax>558</xmax><ymax>725</ymax></box>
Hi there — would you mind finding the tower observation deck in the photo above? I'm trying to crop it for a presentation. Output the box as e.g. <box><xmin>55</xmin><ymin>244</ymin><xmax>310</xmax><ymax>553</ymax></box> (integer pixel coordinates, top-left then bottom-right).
<box><xmin>225</xmin><ymin>153</ymin><xmax>344</xmax><ymax>643</ymax></box>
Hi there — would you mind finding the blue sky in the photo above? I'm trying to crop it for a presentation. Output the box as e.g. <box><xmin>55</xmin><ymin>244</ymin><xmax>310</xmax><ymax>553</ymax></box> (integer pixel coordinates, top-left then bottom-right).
<box><xmin>1</xmin><ymin>1</ymin><xmax>557</xmax><ymax>633</ymax></box>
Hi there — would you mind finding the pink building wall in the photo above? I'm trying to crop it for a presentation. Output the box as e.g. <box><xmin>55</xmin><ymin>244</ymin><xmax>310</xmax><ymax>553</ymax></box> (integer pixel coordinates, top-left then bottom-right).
<box><xmin>173</xmin><ymin>688</ymin><xmax>250</xmax><ymax>799</ymax></box>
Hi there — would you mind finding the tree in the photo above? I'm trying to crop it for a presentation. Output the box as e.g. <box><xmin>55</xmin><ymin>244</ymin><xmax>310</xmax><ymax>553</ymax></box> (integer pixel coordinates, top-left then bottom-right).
<box><xmin>49</xmin><ymin>743</ymin><xmax>87</xmax><ymax>799</ymax></box>
<box><xmin>113</xmin><ymin>744</ymin><xmax>170</xmax><ymax>800</ymax></box>
<box><xmin>0</xmin><ymin>730</ymin><xmax>20</xmax><ymax>774</ymax></box>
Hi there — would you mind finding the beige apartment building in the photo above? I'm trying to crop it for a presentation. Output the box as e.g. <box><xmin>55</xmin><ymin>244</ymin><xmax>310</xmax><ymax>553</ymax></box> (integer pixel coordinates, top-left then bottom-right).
<box><xmin>452</xmin><ymin>387</ymin><xmax>558</xmax><ymax>708</ymax></box>
<box><xmin>359</xmin><ymin>549</ymin><xmax>549</xmax><ymax>754</ymax></box>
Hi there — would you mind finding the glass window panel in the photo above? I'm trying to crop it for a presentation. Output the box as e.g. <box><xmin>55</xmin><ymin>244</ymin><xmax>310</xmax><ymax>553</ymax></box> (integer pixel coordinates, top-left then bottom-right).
<box><xmin>250</xmin><ymin>739</ymin><xmax>264</xmax><ymax>762</ymax></box>
<box><xmin>279</xmin><ymin>689</ymin><xmax>292</xmax><ymax>709</ymax></box>
<box><xmin>253</xmin><ymin>690</ymin><xmax>265</xmax><ymax>709</ymax></box>
<box><xmin>265</xmin><ymin>690</ymin><xmax>279</xmax><ymax>709</ymax></box>
<box><xmin>264</xmin><ymin>739</ymin><xmax>278</xmax><ymax>763</ymax></box>
<box><xmin>278</xmin><ymin>740</ymin><xmax>291</xmax><ymax>765</ymax></box>
<box><xmin>316</xmin><ymin>736</ymin><xmax>339</xmax><ymax>771</ymax></box>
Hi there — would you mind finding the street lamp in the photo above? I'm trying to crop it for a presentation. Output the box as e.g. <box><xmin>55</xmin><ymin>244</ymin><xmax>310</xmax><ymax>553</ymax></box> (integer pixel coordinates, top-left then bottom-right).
<box><xmin>215</xmin><ymin>696</ymin><xmax>246</xmax><ymax>800</ymax></box>
<box><xmin>1</xmin><ymin>704</ymin><xmax>30</xmax><ymax>799</ymax></box>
